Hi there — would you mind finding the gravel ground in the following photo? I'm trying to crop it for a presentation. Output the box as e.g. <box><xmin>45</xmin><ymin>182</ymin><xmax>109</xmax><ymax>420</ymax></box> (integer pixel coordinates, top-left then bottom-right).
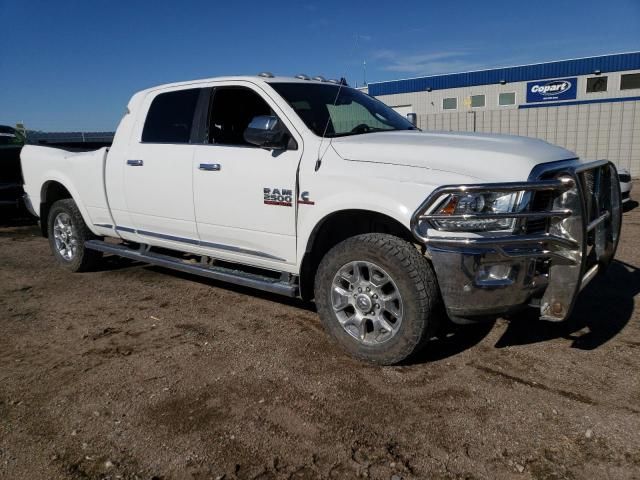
<box><xmin>1</xmin><ymin>202</ymin><xmax>639</xmax><ymax>480</ymax></box>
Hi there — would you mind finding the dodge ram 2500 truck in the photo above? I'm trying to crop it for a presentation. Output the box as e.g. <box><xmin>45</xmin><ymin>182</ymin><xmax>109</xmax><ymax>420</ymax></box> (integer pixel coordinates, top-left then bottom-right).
<box><xmin>21</xmin><ymin>75</ymin><xmax>622</xmax><ymax>364</ymax></box>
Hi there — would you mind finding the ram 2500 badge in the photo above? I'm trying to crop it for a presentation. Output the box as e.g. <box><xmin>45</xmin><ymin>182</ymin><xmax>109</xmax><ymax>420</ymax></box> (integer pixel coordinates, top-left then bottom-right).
<box><xmin>21</xmin><ymin>74</ymin><xmax>622</xmax><ymax>364</ymax></box>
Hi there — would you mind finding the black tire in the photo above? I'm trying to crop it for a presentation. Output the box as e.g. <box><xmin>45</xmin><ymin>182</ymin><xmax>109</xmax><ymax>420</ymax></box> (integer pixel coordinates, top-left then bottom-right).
<box><xmin>47</xmin><ymin>199</ymin><xmax>103</xmax><ymax>272</ymax></box>
<box><xmin>314</xmin><ymin>233</ymin><xmax>442</xmax><ymax>365</ymax></box>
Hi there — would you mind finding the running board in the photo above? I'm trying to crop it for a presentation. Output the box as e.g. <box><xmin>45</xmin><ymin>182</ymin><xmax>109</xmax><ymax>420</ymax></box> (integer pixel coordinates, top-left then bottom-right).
<box><xmin>85</xmin><ymin>240</ymin><xmax>298</xmax><ymax>297</ymax></box>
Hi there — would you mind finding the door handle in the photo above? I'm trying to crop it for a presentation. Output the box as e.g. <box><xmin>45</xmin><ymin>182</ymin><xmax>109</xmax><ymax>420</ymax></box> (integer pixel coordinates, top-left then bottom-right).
<box><xmin>127</xmin><ymin>159</ymin><xmax>144</xmax><ymax>166</ymax></box>
<box><xmin>199</xmin><ymin>163</ymin><xmax>221</xmax><ymax>171</ymax></box>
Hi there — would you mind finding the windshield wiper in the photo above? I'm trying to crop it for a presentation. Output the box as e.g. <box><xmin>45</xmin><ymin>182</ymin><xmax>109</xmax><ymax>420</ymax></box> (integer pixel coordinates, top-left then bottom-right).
<box><xmin>330</xmin><ymin>127</ymin><xmax>396</xmax><ymax>138</ymax></box>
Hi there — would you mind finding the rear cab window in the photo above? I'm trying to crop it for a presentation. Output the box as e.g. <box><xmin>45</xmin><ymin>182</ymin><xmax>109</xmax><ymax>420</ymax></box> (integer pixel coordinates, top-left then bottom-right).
<box><xmin>141</xmin><ymin>89</ymin><xmax>201</xmax><ymax>143</ymax></box>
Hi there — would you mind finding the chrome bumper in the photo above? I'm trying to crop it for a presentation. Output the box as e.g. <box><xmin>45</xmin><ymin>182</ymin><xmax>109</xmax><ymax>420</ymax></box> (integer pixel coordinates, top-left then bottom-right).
<box><xmin>412</xmin><ymin>160</ymin><xmax>622</xmax><ymax>322</ymax></box>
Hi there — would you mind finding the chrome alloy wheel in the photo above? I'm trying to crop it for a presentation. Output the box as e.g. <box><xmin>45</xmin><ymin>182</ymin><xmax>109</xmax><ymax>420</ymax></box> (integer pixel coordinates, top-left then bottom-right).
<box><xmin>331</xmin><ymin>261</ymin><xmax>404</xmax><ymax>345</ymax></box>
<box><xmin>52</xmin><ymin>212</ymin><xmax>78</xmax><ymax>261</ymax></box>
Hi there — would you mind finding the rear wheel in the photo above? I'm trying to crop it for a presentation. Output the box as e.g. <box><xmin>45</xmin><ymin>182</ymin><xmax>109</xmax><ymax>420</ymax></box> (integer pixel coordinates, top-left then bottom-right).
<box><xmin>47</xmin><ymin>199</ymin><xmax>102</xmax><ymax>272</ymax></box>
<box><xmin>314</xmin><ymin>233</ymin><xmax>442</xmax><ymax>365</ymax></box>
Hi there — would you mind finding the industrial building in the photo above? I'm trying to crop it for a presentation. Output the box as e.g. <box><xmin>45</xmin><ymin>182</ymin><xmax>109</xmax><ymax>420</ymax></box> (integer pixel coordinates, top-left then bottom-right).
<box><xmin>367</xmin><ymin>52</ymin><xmax>640</xmax><ymax>176</ymax></box>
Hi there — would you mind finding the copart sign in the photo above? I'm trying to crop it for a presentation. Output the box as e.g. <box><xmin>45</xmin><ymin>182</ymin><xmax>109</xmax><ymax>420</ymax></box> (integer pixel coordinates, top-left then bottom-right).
<box><xmin>526</xmin><ymin>78</ymin><xmax>577</xmax><ymax>103</ymax></box>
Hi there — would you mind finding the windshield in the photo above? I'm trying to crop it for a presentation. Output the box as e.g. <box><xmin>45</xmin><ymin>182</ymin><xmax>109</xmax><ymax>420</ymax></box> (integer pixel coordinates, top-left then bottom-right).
<box><xmin>269</xmin><ymin>83</ymin><xmax>417</xmax><ymax>138</ymax></box>
<box><xmin>0</xmin><ymin>126</ymin><xmax>25</xmax><ymax>146</ymax></box>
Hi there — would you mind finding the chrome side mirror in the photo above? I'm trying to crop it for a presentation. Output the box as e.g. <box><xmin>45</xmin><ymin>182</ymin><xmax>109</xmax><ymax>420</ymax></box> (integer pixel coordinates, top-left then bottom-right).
<box><xmin>244</xmin><ymin>115</ymin><xmax>289</xmax><ymax>150</ymax></box>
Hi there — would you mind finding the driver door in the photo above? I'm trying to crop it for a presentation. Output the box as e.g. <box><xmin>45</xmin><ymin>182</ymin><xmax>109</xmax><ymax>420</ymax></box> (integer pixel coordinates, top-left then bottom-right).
<box><xmin>192</xmin><ymin>83</ymin><xmax>303</xmax><ymax>268</ymax></box>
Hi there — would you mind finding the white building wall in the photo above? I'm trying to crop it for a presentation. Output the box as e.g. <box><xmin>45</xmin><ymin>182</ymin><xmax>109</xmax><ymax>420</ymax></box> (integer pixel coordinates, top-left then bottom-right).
<box><xmin>372</xmin><ymin>69</ymin><xmax>640</xmax><ymax>176</ymax></box>
<box><xmin>404</xmin><ymin>100</ymin><xmax>640</xmax><ymax>176</ymax></box>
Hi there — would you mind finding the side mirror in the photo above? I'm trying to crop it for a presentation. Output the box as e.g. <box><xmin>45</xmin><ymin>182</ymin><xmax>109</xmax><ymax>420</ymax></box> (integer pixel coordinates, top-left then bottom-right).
<box><xmin>244</xmin><ymin>115</ymin><xmax>293</xmax><ymax>150</ymax></box>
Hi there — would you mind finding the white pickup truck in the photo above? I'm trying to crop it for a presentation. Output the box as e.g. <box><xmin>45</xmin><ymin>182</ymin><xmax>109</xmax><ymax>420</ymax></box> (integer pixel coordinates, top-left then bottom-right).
<box><xmin>21</xmin><ymin>74</ymin><xmax>622</xmax><ymax>364</ymax></box>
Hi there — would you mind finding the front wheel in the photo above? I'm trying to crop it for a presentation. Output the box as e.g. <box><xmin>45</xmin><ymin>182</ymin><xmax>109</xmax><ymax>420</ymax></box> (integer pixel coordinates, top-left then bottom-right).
<box><xmin>314</xmin><ymin>233</ymin><xmax>442</xmax><ymax>365</ymax></box>
<box><xmin>47</xmin><ymin>199</ymin><xmax>103</xmax><ymax>272</ymax></box>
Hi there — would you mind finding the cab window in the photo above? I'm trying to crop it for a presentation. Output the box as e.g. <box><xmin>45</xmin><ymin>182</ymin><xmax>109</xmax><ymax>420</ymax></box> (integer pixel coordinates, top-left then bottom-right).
<box><xmin>142</xmin><ymin>89</ymin><xmax>201</xmax><ymax>143</ymax></box>
<box><xmin>207</xmin><ymin>87</ymin><xmax>272</xmax><ymax>146</ymax></box>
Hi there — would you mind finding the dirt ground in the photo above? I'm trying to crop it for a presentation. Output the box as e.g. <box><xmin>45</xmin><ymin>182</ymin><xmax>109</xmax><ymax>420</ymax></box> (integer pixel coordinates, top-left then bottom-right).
<box><xmin>1</xmin><ymin>203</ymin><xmax>639</xmax><ymax>480</ymax></box>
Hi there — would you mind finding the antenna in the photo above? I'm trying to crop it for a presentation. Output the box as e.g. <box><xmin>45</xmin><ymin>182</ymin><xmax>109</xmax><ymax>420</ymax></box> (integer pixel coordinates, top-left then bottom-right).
<box><xmin>315</xmin><ymin>33</ymin><xmax>362</xmax><ymax>171</ymax></box>
<box><xmin>363</xmin><ymin>59</ymin><xmax>367</xmax><ymax>86</ymax></box>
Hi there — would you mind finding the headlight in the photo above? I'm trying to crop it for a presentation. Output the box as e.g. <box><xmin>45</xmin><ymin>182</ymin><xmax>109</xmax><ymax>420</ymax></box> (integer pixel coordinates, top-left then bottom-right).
<box><xmin>430</xmin><ymin>191</ymin><xmax>522</xmax><ymax>232</ymax></box>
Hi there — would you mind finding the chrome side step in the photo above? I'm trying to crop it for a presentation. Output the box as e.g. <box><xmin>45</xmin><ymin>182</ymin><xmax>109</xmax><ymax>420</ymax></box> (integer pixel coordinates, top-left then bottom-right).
<box><xmin>85</xmin><ymin>240</ymin><xmax>298</xmax><ymax>297</ymax></box>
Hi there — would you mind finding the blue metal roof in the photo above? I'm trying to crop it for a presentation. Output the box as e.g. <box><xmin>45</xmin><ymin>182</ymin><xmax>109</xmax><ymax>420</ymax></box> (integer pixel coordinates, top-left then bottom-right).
<box><xmin>368</xmin><ymin>52</ymin><xmax>640</xmax><ymax>96</ymax></box>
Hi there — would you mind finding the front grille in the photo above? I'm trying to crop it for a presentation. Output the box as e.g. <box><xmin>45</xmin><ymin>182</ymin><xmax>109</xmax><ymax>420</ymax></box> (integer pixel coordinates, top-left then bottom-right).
<box><xmin>578</xmin><ymin>166</ymin><xmax>613</xmax><ymax>225</ymax></box>
<box><xmin>577</xmin><ymin>163</ymin><xmax>619</xmax><ymax>274</ymax></box>
<box><xmin>581</xmin><ymin>169</ymin><xmax>596</xmax><ymax>222</ymax></box>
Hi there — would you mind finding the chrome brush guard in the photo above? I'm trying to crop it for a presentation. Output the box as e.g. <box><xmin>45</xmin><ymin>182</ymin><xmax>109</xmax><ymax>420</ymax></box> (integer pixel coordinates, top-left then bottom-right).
<box><xmin>411</xmin><ymin>160</ymin><xmax>622</xmax><ymax>322</ymax></box>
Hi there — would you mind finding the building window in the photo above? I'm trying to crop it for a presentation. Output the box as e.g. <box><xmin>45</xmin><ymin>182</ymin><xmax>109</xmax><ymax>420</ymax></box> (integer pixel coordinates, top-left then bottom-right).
<box><xmin>471</xmin><ymin>94</ymin><xmax>485</xmax><ymax>108</ymax></box>
<box><xmin>621</xmin><ymin>73</ymin><xmax>640</xmax><ymax>90</ymax></box>
<box><xmin>443</xmin><ymin>97</ymin><xmax>457</xmax><ymax>110</ymax></box>
<box><xmin>586</xmin><ymin>76</ymin><xmax>608</xmax><ymax>93</ymax></box>
<box><xmin>498</xmin><ymin>92</ymin><xmax>516</xmax><ymax>106</ymax></box>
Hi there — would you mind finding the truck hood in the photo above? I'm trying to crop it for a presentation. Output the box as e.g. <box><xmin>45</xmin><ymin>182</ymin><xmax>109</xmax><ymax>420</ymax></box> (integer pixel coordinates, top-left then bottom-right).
<box><xmin>330</xmin><ymin>130</ymin><xmax>577</xmax><ymax>182</ymax></box>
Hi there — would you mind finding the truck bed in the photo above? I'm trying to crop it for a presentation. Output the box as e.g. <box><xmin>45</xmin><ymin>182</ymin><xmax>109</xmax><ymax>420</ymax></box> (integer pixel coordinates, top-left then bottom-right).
<box><xmin>20</xmin><ymin>145</ymin><xmax>112</xmax><ymax>230</ymax></box>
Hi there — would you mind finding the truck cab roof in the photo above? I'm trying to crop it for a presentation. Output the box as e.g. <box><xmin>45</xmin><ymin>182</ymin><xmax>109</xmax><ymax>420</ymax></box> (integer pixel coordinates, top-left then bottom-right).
<box><xmin>125</xmin><ymin>75</ymin><xmax>349</xmax><ymax>121</ymax></box>
<box><xmin>137</xmin><ymin>75</ymin><xmax>338</xmax><ymax>95</ymax></box>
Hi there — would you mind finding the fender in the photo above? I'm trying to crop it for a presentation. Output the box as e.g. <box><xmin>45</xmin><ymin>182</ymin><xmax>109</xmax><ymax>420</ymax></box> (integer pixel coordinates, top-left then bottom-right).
<box><xmin>296</xmin><ymin>189</ymin><xmax>427</xmax><ymax>264</ymax></box>
<box><xmin>39</xmin><ymin>174</ymin><xmax>98</xmax><ymax>234</ymax></box>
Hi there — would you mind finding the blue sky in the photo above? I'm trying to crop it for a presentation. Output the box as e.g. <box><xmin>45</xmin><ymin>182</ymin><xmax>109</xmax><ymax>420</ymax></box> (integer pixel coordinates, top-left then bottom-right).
<box><xmin>1</xmin><ymin>0</ymin><xmax>639</xmax><ymax>131</ymax></box>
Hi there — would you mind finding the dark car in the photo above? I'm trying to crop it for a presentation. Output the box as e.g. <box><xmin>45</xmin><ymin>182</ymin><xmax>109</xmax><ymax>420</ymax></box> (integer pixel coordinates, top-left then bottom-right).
<box><xmin>0</xmin><ymin>125</ymin><xmax>26</xmax><ymax>208</ymax></box>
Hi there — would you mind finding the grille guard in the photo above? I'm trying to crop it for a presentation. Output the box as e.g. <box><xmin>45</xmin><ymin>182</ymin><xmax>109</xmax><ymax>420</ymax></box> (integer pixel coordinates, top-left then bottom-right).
<box><xmin>411</xmin><ymin>159</ymin><xmax>622</xmax><ymax>322</ymax></box>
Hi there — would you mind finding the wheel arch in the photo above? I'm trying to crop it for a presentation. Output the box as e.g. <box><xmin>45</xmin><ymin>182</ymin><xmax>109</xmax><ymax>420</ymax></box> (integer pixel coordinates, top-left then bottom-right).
<box><xmin>39</xmin><ymin>180</ymin><xmax>77</xmax><ymax>237</ymax></box>
<box><xmin>298</xmin><ymin>209</ymin><xmax>418</xmax><ymax>301</ymax></box>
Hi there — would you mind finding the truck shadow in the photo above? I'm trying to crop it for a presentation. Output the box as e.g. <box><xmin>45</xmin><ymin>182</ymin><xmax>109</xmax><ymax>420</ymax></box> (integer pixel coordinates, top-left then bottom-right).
<box><xmin>494</xmin><ymin>259</ymin><xmax>638</xmax><ymax>350</ymax></box>
<box><xmin>412</xmin><ymin>320</ymin><xmax>495</xmax><ymax>363</ymax></box>
<box><xmin>144</xmin><ymin>265</ymin><xmax>317</xmax><ymax>311</ymax></box>
<box><xmin>623</xmin><ymin>199</ymin><xmax>638</xmax><ymax>212</ymax></box>
<box><xmin>97</xmin><ymin>255</ymin><xmax>146</xmax><ymax>272</ymax></box>
<box><xmin>143</xmin><ymin>264</ymin><xmax>498</xmax><ymax>363</ymax></box>
<box><xmin>93</xmin><ymin>254</ymin><xmax>636</xmax><ymax>363</ymax></box>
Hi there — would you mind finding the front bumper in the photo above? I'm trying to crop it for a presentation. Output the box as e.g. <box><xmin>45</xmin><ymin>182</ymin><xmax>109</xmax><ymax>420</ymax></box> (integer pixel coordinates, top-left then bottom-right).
<box><xmin>412</xmin><ymin>160</ymin><xmax>622</xmax><ymax>322</ymax></box>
